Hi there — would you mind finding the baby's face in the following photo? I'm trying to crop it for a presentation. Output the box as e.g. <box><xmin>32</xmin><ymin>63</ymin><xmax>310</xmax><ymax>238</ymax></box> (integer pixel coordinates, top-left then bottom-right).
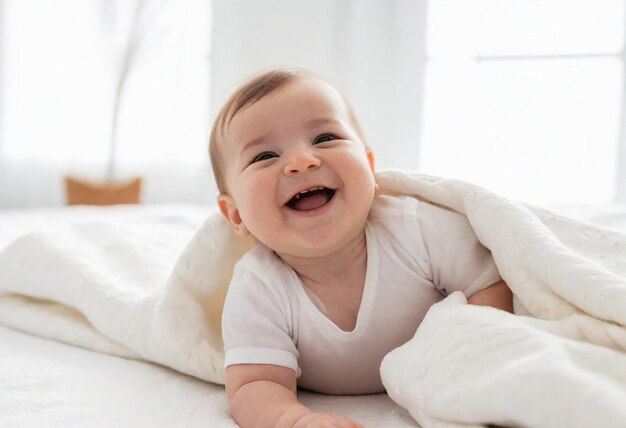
<box><xmin>217</xmin><ymin>76</ymin><xmax>377</xmax><ymax>259</ymax></box>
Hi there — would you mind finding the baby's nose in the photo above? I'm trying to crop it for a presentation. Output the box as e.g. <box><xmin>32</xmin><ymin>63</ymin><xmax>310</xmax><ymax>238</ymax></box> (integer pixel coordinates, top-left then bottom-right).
<box><xmin>284</xmin><ymin>149</ymin><xmax>321</xmax><ymax>175</ymax></box>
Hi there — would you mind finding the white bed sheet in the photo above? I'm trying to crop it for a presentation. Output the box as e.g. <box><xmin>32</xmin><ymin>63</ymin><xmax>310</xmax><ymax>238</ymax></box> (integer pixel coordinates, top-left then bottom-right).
<box><xmin>0</xmin><ymin>204</ymin><xmax>415</xmax><ymax>428</ymax></box>
<box><xmin>0</xmin><ymin>325</ymin><xmax>411</xmax><ymax>427</ymax></box>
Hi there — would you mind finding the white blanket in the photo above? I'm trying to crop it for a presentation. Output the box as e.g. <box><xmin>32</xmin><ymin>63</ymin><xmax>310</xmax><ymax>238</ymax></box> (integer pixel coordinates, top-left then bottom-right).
<box><xmin>1</xmin><ymin>170</ymin><xmax>625</xmax><ymax>427</ymax></box>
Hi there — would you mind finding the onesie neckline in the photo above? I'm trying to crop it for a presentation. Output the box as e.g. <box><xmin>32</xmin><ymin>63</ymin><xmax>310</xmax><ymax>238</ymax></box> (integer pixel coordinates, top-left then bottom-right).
<box><xmin>293</xmin><ymin>223</ymin><xmax>379</xmax><ymax>341</ymax></box>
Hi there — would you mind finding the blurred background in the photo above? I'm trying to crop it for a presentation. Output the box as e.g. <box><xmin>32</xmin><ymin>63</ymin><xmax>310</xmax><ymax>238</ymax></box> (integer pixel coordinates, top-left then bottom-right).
<box><xmin>1</xmin><ymin>0</ymin><xmax>625</xmax><ymax>208</ymax></box>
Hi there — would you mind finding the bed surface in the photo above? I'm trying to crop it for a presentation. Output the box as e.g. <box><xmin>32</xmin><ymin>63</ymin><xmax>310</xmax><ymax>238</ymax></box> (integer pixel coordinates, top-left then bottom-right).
<box><xmin>1</xmin><ymin>202</ymin><xmax>624</xmax><ymax>427</ymax></box>
<box><xmin>0</xmin><ymin>324</ymin><xmax>411</xmax><ymax>427</ymax></box>
<box><xmin>0</xmin><ymin>204</ymin><xmax>415</xmax><ymax>427</ymax></box>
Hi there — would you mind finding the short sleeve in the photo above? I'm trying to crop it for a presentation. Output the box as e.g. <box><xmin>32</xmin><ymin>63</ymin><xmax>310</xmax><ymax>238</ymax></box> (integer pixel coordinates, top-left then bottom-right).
<box><xmin>416</xmin><ymin>201</ymin><xmax>502</xmax><ymax>297</ymax></box>
<box><xmin>222</xmin><ymin>262</ymin><xmax>300</xmax><ymax>375</ymax></box>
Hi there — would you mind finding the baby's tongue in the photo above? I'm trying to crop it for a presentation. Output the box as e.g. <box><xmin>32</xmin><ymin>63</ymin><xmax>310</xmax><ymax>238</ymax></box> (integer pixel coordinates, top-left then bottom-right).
<box><xmin>292</xmin><ymin>192</ymin><xmax>329</xmax><ymax>211</ymax></box>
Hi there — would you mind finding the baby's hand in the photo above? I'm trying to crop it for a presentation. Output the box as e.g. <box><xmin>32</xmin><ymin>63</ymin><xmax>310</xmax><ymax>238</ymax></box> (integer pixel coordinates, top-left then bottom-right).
<box><xmin>293</xmin><ymin>412</ymin><xmax>364</xmax><ymax>428</ymax></box>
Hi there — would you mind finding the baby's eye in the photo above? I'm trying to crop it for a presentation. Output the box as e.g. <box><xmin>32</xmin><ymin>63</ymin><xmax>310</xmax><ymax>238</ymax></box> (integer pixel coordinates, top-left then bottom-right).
<box><xmin>313</xmin><ymin>133</ymin><xmax>337</xmax><ymax>145</ymax></box>
<box><xmin>251</xmin><ymin>151</ymin><xmax>278</xmax><ymax>163</ymax></box>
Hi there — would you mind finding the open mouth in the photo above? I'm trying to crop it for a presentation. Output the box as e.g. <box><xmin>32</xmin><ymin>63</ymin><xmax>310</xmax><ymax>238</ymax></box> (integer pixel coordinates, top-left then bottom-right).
<box><xmin>286</xmin><ymin>186</ymin><xmax>336</xmax><ymax>211</ymax></box>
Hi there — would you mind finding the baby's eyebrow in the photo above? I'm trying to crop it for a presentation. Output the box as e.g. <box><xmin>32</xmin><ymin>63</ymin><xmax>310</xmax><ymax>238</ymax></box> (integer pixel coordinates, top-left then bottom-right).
<box><xmin>240</xmin><ymin>134</ymin><xmax>269</xmax><ymax>155</ymax></box>
<box><xmin>307</xmin><ymin>118</ymin><xmax>340</xmax><ymax>128</ymax></box>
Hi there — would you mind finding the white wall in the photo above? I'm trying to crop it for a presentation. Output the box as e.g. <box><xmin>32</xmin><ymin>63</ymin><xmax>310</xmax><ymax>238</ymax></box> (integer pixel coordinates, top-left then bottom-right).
<box><xmin>209</xmin><ymin>0</ymin><xmax>428</xmax><ymax>172</ymax></box>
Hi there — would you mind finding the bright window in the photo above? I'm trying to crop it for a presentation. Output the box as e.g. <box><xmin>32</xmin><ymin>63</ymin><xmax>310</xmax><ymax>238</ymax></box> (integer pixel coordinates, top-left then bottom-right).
<box><xmin>420</xmin><ymin>0</ymin><xmax>624</xmax><ymax>204</ymax></box>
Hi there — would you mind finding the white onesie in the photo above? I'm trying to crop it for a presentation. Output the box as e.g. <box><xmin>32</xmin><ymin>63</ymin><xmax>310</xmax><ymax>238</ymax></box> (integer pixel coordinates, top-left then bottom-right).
<box><xmin>222</xmin><ymin>195</ymin><xmax>501</xmax><ymax>395</ymax></box>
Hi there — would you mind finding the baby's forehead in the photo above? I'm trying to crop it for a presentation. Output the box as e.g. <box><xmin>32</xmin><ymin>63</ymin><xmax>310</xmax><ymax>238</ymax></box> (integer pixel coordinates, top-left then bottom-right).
<box><xmin>281</xmin><ymin>76</ymin><xmax>347</xmax><ymax>108</ymax></box>
<box><xmin>230</xmin><ymin>78</ymin><xmax>348</xmax><ymax>128</ymax></box>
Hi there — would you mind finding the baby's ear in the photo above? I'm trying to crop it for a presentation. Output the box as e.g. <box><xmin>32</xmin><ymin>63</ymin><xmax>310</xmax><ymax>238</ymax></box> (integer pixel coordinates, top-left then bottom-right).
<box><xmin>217</xmin><ymin>194</ymin><xmax>250</xmax><ymax>238</ymax></box>
<box><xmin>367</xmin><ymin>150</ymin><xmax>380</xmax><ymax>194</ymax></box>
<box><xmin>367</xmin><ymin>150</ymin><xmax>376</xmax><ymax>174</ymax></box>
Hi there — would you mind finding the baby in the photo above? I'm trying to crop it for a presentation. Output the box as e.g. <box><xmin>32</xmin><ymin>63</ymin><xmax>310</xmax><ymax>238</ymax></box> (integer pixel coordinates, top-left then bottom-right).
<box><xmin>210</xmin><ymin>68</ymin><xmax>513</xmax><ymax>428</ymax></box>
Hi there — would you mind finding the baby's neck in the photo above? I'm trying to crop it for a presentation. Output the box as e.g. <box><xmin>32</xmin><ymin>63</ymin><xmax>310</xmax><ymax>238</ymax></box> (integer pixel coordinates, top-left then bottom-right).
<box><xmin>278</xmin><ymin>231</ymin><xmax>368</xmax><ymax>291</ymax></box>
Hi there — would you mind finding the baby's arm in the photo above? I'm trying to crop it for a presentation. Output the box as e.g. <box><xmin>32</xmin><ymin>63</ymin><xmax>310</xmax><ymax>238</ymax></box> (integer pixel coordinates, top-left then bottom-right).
<box><xmin>467</xmin><ymin>280</ymin><xmax>513</xmax><ymax>313</ymax></box>
<box><xmin>226</xmin><ymin>364</ymin><xmax>364</xmax><ymax>428</ymax></box>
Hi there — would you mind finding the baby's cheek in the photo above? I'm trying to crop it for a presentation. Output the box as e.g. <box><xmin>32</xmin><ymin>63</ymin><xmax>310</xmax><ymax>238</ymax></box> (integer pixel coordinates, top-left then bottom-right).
<box><xmin>240</xmin><ymin>201</ymin><xmax>275</xmax><ymax>237</ymax></box>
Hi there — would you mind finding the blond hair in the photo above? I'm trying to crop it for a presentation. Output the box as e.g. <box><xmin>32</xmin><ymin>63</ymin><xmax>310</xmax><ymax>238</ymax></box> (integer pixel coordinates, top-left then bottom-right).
<box><xmin>209</xmin><ymin>68</ymin><xmax>366</xmax><ymax>194</ymax></box>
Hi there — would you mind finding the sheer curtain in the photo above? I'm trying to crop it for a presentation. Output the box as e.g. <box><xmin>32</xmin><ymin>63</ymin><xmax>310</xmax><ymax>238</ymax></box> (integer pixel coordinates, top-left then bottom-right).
<box><xmin>0</xmin><ymin>0</ymin><xmax>212</xmax><ymax>208</ymax></box>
